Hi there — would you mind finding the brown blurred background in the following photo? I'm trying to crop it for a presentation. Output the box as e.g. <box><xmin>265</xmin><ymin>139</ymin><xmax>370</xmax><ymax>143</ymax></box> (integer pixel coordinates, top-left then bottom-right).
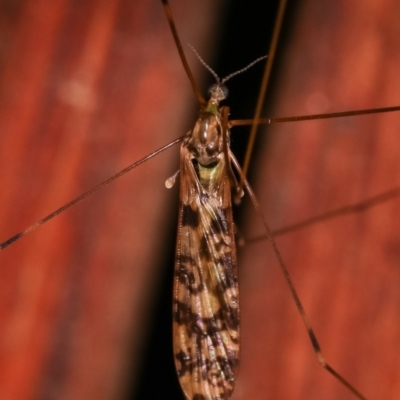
<box><xmin>0</xmin><ymin>1</ymin><xmax>399</xmax><ymax>400</ymax></box>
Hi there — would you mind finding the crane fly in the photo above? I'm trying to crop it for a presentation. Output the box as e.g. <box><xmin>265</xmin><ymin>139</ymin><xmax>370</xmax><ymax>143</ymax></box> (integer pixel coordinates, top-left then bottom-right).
<box><xmin>0</xmin><ymin>0</ymin><xmax>400</xmax><ymax>400</ymax></box>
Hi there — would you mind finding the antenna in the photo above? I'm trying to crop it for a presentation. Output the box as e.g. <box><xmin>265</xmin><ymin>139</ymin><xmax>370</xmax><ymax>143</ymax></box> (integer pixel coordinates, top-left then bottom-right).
<box><xmin>187</xmin><ymin>43</ymin><xmax>267</xmax><ymax>87</ymax></box>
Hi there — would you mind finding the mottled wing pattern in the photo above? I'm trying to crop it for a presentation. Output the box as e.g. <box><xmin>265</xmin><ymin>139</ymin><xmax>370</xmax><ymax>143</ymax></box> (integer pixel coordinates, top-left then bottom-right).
<box><xmin>173</xmin><ymin>145</ymin><xmax>239</xmax><ymax>400</ymax></box>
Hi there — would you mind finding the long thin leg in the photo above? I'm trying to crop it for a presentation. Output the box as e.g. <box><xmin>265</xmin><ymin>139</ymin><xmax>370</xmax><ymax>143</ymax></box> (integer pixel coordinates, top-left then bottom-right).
<box><xmin>161</xmin><ymin>0</ymin><xmax>206</xmax><ymax>107</ymax></box>
<box><xmin>230</xmin><ymin>153</ymin><xmax>367</xmax><ymax>400</ymax></box>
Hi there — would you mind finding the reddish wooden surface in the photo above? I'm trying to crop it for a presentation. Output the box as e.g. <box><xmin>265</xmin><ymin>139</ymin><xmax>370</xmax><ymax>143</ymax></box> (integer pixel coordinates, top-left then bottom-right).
<box><xmin>237</xmin><ymin>1</ymin><xmax>400</xmax><ymax>399</ymax></box>
<box><xmin>2</xmin><ymin>1</ymin><xmax>400</xmax><ymax>400</ymax></box>
<box><xmin>0</xmin><ymin>1</ymin><xmax>225</xmax><ymax>399</ymax></box>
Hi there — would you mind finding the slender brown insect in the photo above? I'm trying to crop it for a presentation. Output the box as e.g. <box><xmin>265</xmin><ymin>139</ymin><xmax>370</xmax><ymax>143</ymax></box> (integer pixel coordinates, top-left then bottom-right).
<box><xmin>0</xmin><ymin>1</ymin><xmax>399</xmax><ymax>400</ymax></box>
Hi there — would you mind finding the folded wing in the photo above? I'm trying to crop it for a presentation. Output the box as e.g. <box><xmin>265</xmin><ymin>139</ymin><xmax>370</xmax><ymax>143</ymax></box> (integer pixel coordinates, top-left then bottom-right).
<box><xmin>173</xmin><ymin>146</ymin><xmax>239</xmax><ymax>400</ymax></box>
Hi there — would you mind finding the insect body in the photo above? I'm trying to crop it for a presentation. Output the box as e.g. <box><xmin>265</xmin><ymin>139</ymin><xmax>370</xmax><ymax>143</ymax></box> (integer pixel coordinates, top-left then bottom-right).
<box><xmin>170</xmin><ymin>86</ymin><xmax>239</xmax><ymax>399</ymax></box>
